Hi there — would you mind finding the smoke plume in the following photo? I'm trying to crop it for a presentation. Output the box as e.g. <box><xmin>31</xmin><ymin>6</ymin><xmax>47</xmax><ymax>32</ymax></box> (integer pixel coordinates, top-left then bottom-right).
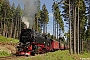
<box><xmin>21</xmin><ymin>0</ymin><xmax>40</xmax><ymax>28</ymax></box>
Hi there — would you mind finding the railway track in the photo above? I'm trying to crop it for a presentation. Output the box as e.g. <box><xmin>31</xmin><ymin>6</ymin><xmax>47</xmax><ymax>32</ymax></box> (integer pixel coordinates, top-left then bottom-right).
<box><xmin>0</xmin><ymin>54</ymin><xmax>43</xmax><ymax>60</ymax></box>
<box><xmin>0</xmin><ymin>56</ymin><xmax>15</xmax><ymax>60</ymax></box>
<box><xmin>0</xmin><ymin>55</ymin><xmax>25</xmax><ymax>60</ymax></box>
<box><xmin>0</xmin><ymin>52</ymin><xmax>47</xmax><ymax>60</ymax></box>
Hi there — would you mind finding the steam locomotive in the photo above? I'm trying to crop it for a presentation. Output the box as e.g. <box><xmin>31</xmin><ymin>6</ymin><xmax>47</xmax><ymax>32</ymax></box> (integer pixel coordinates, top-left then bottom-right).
<box><xmin>16</xmin><ymin>29</ymin><xmax>69</xmax><ymax>56</ymax></box>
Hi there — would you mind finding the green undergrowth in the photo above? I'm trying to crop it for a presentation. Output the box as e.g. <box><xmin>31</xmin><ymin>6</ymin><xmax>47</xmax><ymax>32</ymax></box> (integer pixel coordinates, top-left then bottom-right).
<box><xmin>4</xmin><ymin>50</ymin><xmax>89</xmax><ymax>60</ymax></box>
<box><xmin>0</xmin><ymin>51</ymin><xmax>11</xmax><ymax>57</ymax></box>
<box><xmin>0</xmin><ymin>35</ymin><xmax>19</xmax><ymax>43</ymax></box>
<box><xmin>40</xmin><ymin>50</ymin><xmax>74</xmax><ymax>60</ymax></box>
<box><xmin>17</xmin><ymin>50</ymin><xmax>90</xmax><ymax>60</ymax></box>
<box><xmin>0</xmin><ymin>36</ymin><xmax>18</xmax><ymax>57</ymax></box>
<box><xmin>72</xmin><ymin>52</ymin><xmax>90</xmax><ymax>60</ymax></box>
<box><xmin>17</xmin><ymin>50</ymin><xmax>75</xmax><ymax>60</ymax></box>
<box><xmin>79</xmin><ymin>52</ymin><xmax>90</xmax><ymax>58</ymax></box>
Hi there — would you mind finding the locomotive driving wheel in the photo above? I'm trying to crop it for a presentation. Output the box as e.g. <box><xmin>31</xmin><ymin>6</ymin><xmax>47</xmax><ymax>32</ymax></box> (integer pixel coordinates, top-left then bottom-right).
<box><xmin>31</xmin><ymin>51</ymin><xmax>35</xmax><ymax>56</ymax></box>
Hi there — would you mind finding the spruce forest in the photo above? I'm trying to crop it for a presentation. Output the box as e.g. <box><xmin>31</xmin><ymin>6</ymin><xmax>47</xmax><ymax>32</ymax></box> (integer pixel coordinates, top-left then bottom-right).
<box><xmin>0</xmin><ymin>0</ymin><xmax>90</xmax><ymax>60</ymax></box>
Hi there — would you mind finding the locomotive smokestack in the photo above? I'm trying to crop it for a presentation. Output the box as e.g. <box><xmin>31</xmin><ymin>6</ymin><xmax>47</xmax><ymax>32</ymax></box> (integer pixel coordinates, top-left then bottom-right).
<box><xmin>24</xmin><ymin>25</ymin><xmax>27</xmax><ymax>29</ymax></box>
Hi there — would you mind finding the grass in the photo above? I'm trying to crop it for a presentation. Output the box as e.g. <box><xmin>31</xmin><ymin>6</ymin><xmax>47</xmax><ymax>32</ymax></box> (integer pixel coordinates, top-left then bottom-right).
<box><xmin>16</xmin><ymin>50</ymin><xmax>90</xmax><ymax>60</ymax></box>
<box><xmin>16</xmin><ymin>50</ymin><xmax>75</xmax><ymax>60</ymax></box>
<box><xmin>0</xmin><ymin>51</ymin><xmax>11</xmax><ymax>57</ymax></box>
<box><xmin>9</xmin><ymin>50</ymin><xmax>72</xmax><ymax>60</ymax></box>
<box><xmin>40</xmin><ymin>50</ymin><xmax>74</xmax><ymax>60</ymax></box>
<box><xmin>71</xmin><ymin>52</ymin><xmax>90</xmax><ymax>60</ymax></box>
<box><xmin>0</xmin><ymin>35</ymin><xmax>19</xmax><ymax>44</ymax></box>
<box><xmin>79</xmin><ymin>52</ymin><xmax>90</xmax><ymax>58</ymax></box>
<box><xmin>0</xmin><ymin>35</ymin><xmax>19</xmax><ymax>57</ymax></box>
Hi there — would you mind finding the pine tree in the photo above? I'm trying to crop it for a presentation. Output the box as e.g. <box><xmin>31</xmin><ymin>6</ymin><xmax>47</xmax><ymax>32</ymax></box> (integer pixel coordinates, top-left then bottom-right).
<box><xmin>40</xmin><ymin>4</ymin><xmax>49</xmax><ymax>34</ymax></box>
<box><xmin>52</xmin><ymin>1</ymin><xmax>64</xmax><ymax>39</ymax></box>
<box><xmin>62</xmin><ymin>0</ymin><xmax>87</xmax><ymax>54</ymax></box>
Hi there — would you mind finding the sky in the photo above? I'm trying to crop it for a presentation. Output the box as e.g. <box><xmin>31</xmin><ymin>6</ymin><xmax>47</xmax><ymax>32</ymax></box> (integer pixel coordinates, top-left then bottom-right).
<box><xmin>9</xmin><ymin>0</ymin><xmax>68</xmax><ymax>35</ymax></box>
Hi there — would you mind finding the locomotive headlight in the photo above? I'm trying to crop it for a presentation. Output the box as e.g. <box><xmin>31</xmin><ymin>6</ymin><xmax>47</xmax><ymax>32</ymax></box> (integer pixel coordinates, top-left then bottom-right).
<box><xmin>44</xmin><ymin>42</ymin><xmax>45</xmax><ymax>44</ymax></box>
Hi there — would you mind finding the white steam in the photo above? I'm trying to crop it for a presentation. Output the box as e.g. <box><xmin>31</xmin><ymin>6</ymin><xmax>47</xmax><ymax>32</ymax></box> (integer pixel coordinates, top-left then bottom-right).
<box><xmin>20</xmin><ymin>0</ymin><xmax>40</xmax><ymax>28</ymax></box>
<box><xmin>22</xmin><ymin>17</ymin><xmax>29</xmax><ymax>28</ymax></box>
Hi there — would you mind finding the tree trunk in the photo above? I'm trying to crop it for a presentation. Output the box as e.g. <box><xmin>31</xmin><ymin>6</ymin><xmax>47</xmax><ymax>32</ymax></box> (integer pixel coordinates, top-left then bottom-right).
<box><xmin>20</xmin><ymin>17</ymin><xmax>21</xmax><ymax>35</ymax></box>
<box><xmin>69</xmin><ymin>0</ymin><xmax>73</xmax><ymax>54</ymax></box>
<box><xmin>14</xmin><ymin>17</ymin><xmax>17</xmax><ymax>38</ymax></box>
<box><xmin>14</xmin><ymin>26</ymin><xmax>16</xmax><ymax>38</ymax></box>
<box><xmin>16</xmin><ymin>17</ymin><xmax>20</xmax><ymax>38</ymax></box>
<box><xmin>46</xmin><ymin>24</ymin><xmax>47</xmax><ymax>33</ymax></box>
<box><xmin>55</xmin><ymin>20</ymin><xmax>56</xmax><ymax>37</ymax></box>
<box><xmin>17</xmin><ymin>17</ymin><xmax>21</xmax><ymax>39</ymax></box>
<box><xmin>0</xmin><ymin>19</ymin><xmax>1</xmax><ymax>35</ymax></box>
<box><xmin>73</xmin><ymin>4</ymin><xmax>76</xmax><ymax>54</ymax></box>
<box><xmin>73</xmin><ymin>3</ymin><xmax>76</xmax><ymax>54</ymax></box>
<box><xmin>5</xmin><ymin>19</ymin><xmax>8</xmax><ymax>38</ymax></box>
<box><xmin>53</xmin><ymin>15</ymin><xmax>55</xmax><ymax>37</ymax></box>
<box><xmin>80</xmin><ymin>33</ymin><xmax>81</xmax><ymax>53</ymax></box>
<box><xmin>36</xmin><ymin>18</ymin><xmax>38</xmax><ymax>32</ymax></box>
<box><xmin>43</xmin><ymin>22</ymin><xmax>46</xmax><ymax>33</ymax></box>
<box><xmin>77</xmin><ymin>2</ymin><xmax>80</xmax><ymax>54</ymax></box>
<box><xmin>0</xmin><ymin>19</ymin><xmax>3</xmax><ymax>35</ymax></box>
<box><xmin>43</xmin><ymin>22</ymin><xmax>44</xmax><ymax>33</ymax></box>
<box><xmin>9</xmin><ymin>18</ymin><xmax>13</xmax><ymax>38</ymax></box>
<box><xmin>57</xmin><ymin>23</ymin><xmax>58</xmax><ymax>39</ymax></box>
<box><xmin>53</xmin><ymin>16</ymin><xmax>55</xmax><ymax>36</ymax></box>
<box><xmin>16</xmin><ymin>17</ymin><xmax>18</xmax><ymax>38</ymax></box>
<box><xmin>3</xmin><ymin>10</ymin><xmax>6</xmax><ymax>37</ymax></box>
